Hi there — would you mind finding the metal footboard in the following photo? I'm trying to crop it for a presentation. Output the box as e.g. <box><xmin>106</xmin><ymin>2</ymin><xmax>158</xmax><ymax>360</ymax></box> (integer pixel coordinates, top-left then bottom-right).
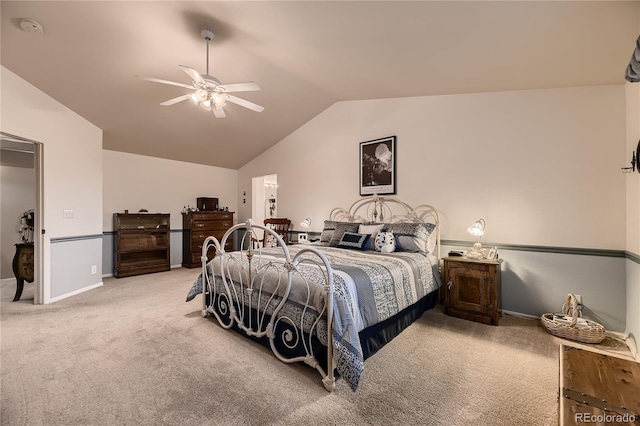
<box><xmin>200</xmin><ymin>220</ymin><xmax>336</xmax><ymax>392</ymax></box>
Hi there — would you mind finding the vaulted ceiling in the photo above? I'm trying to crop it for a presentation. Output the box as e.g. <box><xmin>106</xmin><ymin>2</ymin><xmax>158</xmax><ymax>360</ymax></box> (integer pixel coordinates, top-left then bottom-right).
<box><xmin>1</xmin><ymin>1</ymin><xmax>638</xmax><ymax>169</ymax></box>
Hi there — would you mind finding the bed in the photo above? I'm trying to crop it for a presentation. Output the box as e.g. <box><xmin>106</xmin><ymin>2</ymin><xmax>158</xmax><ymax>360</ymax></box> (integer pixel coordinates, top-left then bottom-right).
<box><xmin>186</xmin><ymin>195</ymin><xmax>441</xmax><ymax>392</ymax></box>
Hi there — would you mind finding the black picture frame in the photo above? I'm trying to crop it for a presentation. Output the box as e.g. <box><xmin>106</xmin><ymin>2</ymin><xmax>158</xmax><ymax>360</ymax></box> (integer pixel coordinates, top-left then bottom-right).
<box><xmin>359</xmin><ymin>136</ymin><xmax>396</xmax><ymax>196</ymax></box>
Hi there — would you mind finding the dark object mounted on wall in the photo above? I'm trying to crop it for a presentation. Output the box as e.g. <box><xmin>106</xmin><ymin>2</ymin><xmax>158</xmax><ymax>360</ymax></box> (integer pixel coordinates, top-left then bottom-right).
<box><xmin>626</xmin><ymin>35</ymin><xmax>640</xmax><ymax>83</ymax></box>
<box><xmin>621</xmin><ymin>139</ymin><xmax>640</xmax><ymax>174</ymax></box>
<box><xmin>197</xmin><ymin>197</ymin><xmax>219</xmax><ymax>211</ymax></box>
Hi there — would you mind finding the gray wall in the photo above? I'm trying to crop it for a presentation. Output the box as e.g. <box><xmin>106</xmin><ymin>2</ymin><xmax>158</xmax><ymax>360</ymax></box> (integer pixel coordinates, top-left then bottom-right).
<box><xmin>50</xmin><ymin>237</ymin><xmax>103</xmax><ymax>300</ymax></box>
<box><xmin>441</xmin><ymin>242</ymin><xmax>627</xmax><ymax>332</ymax></box>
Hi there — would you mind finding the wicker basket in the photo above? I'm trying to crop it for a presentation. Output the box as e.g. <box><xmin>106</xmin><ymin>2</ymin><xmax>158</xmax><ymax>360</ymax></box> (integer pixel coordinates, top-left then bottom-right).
<box><xmin>540</xmin><ymin>294</ymin><xmax>606</xmax><ymax>344</ymax></box>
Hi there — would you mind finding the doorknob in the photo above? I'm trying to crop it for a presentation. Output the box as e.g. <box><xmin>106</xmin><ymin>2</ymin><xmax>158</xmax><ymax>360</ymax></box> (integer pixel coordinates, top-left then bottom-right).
<box><xmin>41</xmin><ymin>229</ymin><xmax>46</xmax><ymax>234</ymax></box>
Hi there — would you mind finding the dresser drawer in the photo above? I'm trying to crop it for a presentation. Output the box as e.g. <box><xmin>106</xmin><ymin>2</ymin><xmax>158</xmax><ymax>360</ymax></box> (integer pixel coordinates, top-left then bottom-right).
<box><xmin>191</xmin><ymin>220</ymin><xmax>233</xmax><ymax>231</ymax></box>
<box><xmin>192</xmin><ymin>234</ymin><xmax>232</xmax><ymax>250</ymax></box>
<box><xmin>190</xmin><ymin>231</ymin><xmax>230</xmax><ymax>243</ymax></box>
<box><xmin>190</xmin><ymin>212</ymin><xmax>233</xmax><ymax>221</ymax></box>
<box><xmin>189</xmin><ymin>241</ymin><xmax>232</xmax><ymax>264</ymax></box>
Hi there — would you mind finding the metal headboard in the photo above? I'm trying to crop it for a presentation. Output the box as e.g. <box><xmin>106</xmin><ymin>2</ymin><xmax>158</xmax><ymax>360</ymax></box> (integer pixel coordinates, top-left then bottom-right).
<box><xmin>329</xmin><ymin>195</ymin><xmax>441</xmax><ymax>261</ymax></box>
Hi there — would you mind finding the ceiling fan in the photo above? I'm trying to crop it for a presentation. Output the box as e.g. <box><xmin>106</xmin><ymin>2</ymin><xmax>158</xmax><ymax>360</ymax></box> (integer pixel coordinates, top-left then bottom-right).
<box><xmin>137</xmin><ymin>29</ymin><xmax>263</xmax><ymax>118</ymax></box>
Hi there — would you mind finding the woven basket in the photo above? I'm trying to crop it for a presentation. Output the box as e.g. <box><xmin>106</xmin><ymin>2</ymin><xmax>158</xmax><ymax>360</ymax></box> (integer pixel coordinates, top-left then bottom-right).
<box><xmin>540</xmin><ymin>294</ymin><xmax>606</xmax><ymax>344</ymax></box>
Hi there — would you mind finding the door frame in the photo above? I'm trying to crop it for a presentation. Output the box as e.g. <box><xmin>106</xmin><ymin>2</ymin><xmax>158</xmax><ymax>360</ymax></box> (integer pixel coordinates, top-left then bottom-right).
<box><xmin>0</xmin><ymin>131</ymin><xmax>45</xmax><ymax>304</ymax></box>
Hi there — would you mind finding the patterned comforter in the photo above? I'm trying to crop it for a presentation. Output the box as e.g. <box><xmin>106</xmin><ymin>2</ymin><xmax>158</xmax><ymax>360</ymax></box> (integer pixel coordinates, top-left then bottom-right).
<box><xmin>186</xmin><ymin>244</ymin><xmax>441</xmax><ymax>391</ymax></box>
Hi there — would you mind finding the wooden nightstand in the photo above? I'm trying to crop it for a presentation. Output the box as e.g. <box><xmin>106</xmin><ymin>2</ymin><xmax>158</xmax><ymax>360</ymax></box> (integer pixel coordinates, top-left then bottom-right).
<box><xmin>443</xmin><ymin>256</ymin><xmax>502</xmax><ymax>325</ymax></box>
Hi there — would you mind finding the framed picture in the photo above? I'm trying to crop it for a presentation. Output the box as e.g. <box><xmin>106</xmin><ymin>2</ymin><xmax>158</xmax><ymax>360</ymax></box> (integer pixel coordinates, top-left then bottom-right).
<box><xmin>486</xmin><ymin>247</ymin><xmax>498</xmax><ymax>261</ymax></box>
<box><xmin>359</xmin><ymin>136</ymin><xmax>396</xmax><ymax>196</ymax></box>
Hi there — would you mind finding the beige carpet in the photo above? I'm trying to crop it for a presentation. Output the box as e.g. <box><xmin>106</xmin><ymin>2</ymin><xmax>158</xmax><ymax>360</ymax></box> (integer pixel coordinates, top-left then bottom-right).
<box><xmin>0</xmin><ymin>268</ymin><xmax>630</xmax><ymax>425</ymax></box>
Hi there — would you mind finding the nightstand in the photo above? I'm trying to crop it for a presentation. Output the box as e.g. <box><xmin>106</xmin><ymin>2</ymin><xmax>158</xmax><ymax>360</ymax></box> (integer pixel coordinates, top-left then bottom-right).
<box><xmin>443</xmin><ymin>256</ymin><xmax>502</xmax><ymax>325</ymax></box>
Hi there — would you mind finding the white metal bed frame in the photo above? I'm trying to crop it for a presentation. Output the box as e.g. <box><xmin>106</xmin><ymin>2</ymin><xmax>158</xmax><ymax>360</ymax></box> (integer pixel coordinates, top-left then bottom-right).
<box><xmin>200</xmin><ymin>195</ymin><xmax>440</xmax><ymax>392</ymax></box>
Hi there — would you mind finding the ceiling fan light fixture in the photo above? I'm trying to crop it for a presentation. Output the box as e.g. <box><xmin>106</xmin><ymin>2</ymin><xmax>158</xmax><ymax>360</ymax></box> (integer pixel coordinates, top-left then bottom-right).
<box><xmin>195</xmin><ymin>89</ymin><xmax>208</xmax><ymax>102</ymax></box>
<box><xmin>199</xmin><ymin>100</ymin><xmax>212</xmax><ymax>111</ymax></box>
<box><xmin>212</xmin><ymin>93</ymin><xmax>227</xmax><ymax>108</ymax></box>
<box><xmin>138</xmin><ymin>28</ymin><xmax>262</xmax><ymax>118</ymax></box>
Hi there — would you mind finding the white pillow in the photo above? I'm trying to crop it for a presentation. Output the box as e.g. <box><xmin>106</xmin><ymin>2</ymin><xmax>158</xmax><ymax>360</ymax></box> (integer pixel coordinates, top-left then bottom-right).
<box><xmin>358</xmin><ymin>224</ymin><xmax>384</xmax><ymax>250</ymax></box>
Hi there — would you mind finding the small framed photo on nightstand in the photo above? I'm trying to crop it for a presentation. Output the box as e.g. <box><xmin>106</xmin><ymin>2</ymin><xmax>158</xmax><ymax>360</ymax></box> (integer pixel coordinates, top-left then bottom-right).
<box><xmin>485</xmin><ymin>247</ymin><xmax>498</xmax><ymax>261</ymax></box>
<box><xmin>297</xmin><ymin>233</ymin><xmax>308</xmax><ymax>243</ymax></box>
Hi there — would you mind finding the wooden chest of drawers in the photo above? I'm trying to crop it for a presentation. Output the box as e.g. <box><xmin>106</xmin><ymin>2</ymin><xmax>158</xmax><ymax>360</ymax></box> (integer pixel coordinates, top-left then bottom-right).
<box><xmin>182</xmin><ymin>211</ymin><xmax>234</xmax><ymax>268</ymax></box>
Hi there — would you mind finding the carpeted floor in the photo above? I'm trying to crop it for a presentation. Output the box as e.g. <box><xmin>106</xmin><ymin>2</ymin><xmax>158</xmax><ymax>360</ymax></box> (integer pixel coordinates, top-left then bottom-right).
<box><xmin>0</xmin><ymin>268</ymin><xmax>630</xmax><ymax>425</ymax></box>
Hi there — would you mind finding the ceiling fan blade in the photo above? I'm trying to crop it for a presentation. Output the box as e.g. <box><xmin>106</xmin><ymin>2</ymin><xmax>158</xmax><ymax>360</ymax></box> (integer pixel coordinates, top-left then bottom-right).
<box><xmin>179</xmin><ymin>65</ymin><xmax>205</xmax><ymax>85</ymax></box>
<box><xmin>226</xmin><ymin>95</ymin><xmax>264</xmax><ymax>113</ymax></box>
<box><xmin>136</xmin><ymin>75</ymin><xmax>195</xmax><ymax>90</ymax></box>
<box><xmin>160</xmin><ymin>95</ymin><xmax>191</xmax><ymax>106</ymax></box>
<box><xmin>212</xmin><ymin>107</ymin><xmax>226</xmax><ymax>119</ymax></box>
<box><xmin>218</xmin><ymin>82</ymin><xmax>261</xmax><ymax>92</ymax></box>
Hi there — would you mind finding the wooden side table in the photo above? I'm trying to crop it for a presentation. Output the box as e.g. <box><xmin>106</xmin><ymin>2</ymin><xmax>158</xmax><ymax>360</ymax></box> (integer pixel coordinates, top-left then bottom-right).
<box><xmin>443</xmin><ymin>256</ymin><xmax>502</xmax><ymax>325</ymax></box>
<box><xmin>12</xmin><ymin>243</ymin><xmax>34</xmax><ymax>301</ymax></box>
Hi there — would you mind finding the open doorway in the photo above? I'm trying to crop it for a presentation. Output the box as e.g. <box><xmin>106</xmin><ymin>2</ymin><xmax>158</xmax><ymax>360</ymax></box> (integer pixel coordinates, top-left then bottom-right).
<box><xmin>1</xmin><ymin>132</ymin><xmax>44</xmax><ymax>304</ymax></box>
<box><xmin>251</xmin><ymin>174</ymin><xmax>278</xmax><ymax>227</ymax></box>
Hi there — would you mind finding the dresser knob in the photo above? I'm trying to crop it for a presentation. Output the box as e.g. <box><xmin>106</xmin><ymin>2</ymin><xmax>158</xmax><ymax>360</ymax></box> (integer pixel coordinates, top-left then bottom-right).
<box><xmin>447</xmin><ymin>280</ymin><xmax>453</xmax><ymax>290</ymax></box>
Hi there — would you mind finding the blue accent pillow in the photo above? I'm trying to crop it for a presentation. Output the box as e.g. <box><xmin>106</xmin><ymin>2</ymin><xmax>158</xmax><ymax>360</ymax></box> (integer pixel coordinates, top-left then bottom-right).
<box><xmin>337</xmin><ymin>232</ymin><xmax>370</xmax><ymax>250</ymax></box>
<box><xmin>329</xmin><ymin>223</ymin><xmax>361</xmax><ymax>246</ymax></box>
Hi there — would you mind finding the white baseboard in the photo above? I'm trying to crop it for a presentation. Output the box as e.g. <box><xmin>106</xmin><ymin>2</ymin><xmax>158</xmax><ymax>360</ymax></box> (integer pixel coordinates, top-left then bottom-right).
<box><xmin>47</xmin><ymin>282</ymin><xmax>103</xmax><ymax>303</ymax></box>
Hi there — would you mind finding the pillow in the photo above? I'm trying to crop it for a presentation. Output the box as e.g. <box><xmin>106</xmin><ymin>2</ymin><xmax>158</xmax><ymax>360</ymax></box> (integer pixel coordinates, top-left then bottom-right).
<box><xmin>382</xmin><ymin>222</ymin><xmax>435</xmax><ymax>253</ymax></box>
<box><xmin>358</xmin><ymin>223</ymin><xmax>384</xmax><ymax>250</ymax></box>
<box><xmin>425</xmin><ymin>223</ymin><xmax>437</xmax><ymax>254</ymax></box>
<box><xmin>337</xmin><ymin>232</ymin><xmax>370</xmax><ymax>250</ymax></box>
<box><xmin>264</xmin><ymin>233</ymin><xmax>278</xmax><ymax>248</ymax></box>
<box><xmin>329</xmin><ymin>222</ymin><xmax>360</xmax><ymax>247</ymax></box>
<box><xmin>374</xmin><ymin>231</ymin><xmax>396</xmax><ymax>253</ymax></box>
<box><xmin>320</xmin><ymin>220</ymin><xmax>338</xmax><ymax>243</ymax></box>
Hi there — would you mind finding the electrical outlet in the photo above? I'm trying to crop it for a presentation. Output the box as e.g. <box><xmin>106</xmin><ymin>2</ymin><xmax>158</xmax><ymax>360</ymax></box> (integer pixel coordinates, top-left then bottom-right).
<box><xmin>575</xmin><ymin>294</ymin><xmax>582</xmax><ymax>305</ymax></box>
<box><xmin>91</xmin><ymin>265</ymin><xmax>97</xmax><ymax>275</ymax></box>
<box><xmin>63</xmin><ymin>209</ymin><xmax>75</xmax><ymax>218</ymax></box>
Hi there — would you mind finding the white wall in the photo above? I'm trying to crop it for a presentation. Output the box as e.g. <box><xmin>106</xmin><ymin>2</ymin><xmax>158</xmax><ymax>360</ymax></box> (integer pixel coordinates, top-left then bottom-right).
<box><xmin>1</xmin><ymin>66</ymin><xmax>103</xmax><ymax>302</ymax></box>
<box><xmin>238</xmin><ymin>85</ymin><xmax>629</xmax><ymax>331</ymax></box>
<box><xmin>102</xmin><ymin>150</ymin><xmax>238</xmax><ymax>231</ymax></box>
<box><xmin>240</xmin><ymin>86</ymin><xmax>626</xmax><ymax>248</ymax></box>
<box><xmin>102</xmin><ymin>150</ymin><xmax>238</xmax><ymax>272</ymax></box>
<box><xmin>0</xmin><ymin>165</ymin><xmax>35</xmax><ymax>279</ymax></box>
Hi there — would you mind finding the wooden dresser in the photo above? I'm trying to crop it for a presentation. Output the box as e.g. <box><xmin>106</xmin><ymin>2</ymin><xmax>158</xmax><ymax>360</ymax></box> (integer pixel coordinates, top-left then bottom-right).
<box><xmin>182</xmin><ymin>211</ymin><xmax>234</xmax><ymax>268</ymax></box>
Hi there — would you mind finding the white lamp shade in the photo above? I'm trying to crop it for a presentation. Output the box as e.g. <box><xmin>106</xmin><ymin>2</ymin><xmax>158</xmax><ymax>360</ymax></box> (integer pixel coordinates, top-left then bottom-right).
<box><xmin>300</xmin><ymin>217</ymin><xmax>311</xmax><ymax>229</ymax></box>
<box><xmin>467</xmin><ymin>218</ymin><xmax>485</xmax><ymax>237</ymax></box>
